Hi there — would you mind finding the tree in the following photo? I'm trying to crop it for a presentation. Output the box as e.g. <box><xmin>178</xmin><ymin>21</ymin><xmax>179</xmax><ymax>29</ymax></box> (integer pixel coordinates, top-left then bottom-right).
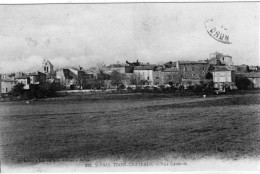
<box><xmin>205</xmin><ymin>72</ymin><xmax>213</xmax><ymax>79</ymax></box>
<box><xmin>11</xmin><ymin>83</ymin><xmax>25</xmax><ymax>97</ymax></box>
<box><xmin>129</xmin><ymin>73</ymin><xmax>139</xmax><ymax>85</ymax></box>
<box><xmin>97</xmin><ymin>71</ymin><xmax>110</xmax><ymax>80</ymax></box>
<box><xmin>110</xmin><ymin>70</ymin><xmax>126</xmax><ymax>88</ymax></box>
<box><xmin>235</xmin><ymin>76</ymin><xmax>252</xmax><ymax>90</ymax></box>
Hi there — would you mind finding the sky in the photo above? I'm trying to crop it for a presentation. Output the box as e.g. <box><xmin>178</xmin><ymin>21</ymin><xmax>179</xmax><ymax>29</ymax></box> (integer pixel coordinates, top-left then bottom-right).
<box><xmin>0</xmin><ymin>3</ymin><xmax>259</xmax><ymax>73</ymax></box>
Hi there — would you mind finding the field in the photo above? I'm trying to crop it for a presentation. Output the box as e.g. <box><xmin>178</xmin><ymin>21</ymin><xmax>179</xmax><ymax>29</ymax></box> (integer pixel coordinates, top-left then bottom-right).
<box><xmin>0</xmin><ymin>92</ymin><xmax>260</xmax><ymax>165</ymax></box>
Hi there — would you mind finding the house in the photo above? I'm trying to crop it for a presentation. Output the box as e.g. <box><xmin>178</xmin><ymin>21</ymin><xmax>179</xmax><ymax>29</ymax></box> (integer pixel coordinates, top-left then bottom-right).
<box><xmin>56</xmin><ymin>68</ymin><xmax>78</xmax><ymax>89</ymax></box>
<box><xmin>233</xmin><ymin>64</ymin><xmax>249</xmax><ymax>73</ymax></box>
<box><xmin>153</xmin><ymin>66</ymin><xmax>164</xmax><ymax>85</ymax></box>
<box><xmin>177</xmin><ymin>61</ymin><xmax>209</xmax><ymax>84</ymax></box>
<box><xmin>14</xmin><ymin>76</ymin><xmax>30</xmax><ymax>89</ymax></box>
<box><xmin>249</xmin><ymin>66</ymin><xmax>259</xmax><ymax>72</ymax></box>
<box><xmin>28</xmin><ymin>71</ymin><xmax>46</xmax><ymax>84</ymax></box>
<box><xmin>212</xmin><ymin>66</ymin><xmax>235</xmax><ymax>89</ymax></box>
<box><xmin>0</xmin><ymin>75</ymin><xmax>17</xmax><ymax>95</ymax></box>
<box><xmin>161</xmin><ymin>67</ymin><xmax>180</xmax><ymax>86</ymax></box>
<box><xmin>245</xmin><ymin>72</ymin><xmax>260</xmax><ymax>88</ymax></box>
<box><xmin>134</xmin><ymin>65</ymin><xmax>156</xmax><ymax>85</ymax></box>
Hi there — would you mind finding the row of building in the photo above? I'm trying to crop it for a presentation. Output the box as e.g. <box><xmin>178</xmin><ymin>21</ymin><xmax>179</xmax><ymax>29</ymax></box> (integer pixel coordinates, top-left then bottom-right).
<box><xmin>1</xmin><ymin>51</ymin><xmax>260</xmax><ymax>96</ymax></box>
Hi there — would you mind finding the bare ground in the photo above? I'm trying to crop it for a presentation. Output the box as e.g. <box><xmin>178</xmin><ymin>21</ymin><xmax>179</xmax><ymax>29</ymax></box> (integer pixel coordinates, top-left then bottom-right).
<box><xmin>0</xmin><ymin>93</ymin><xmax>259</xmax><ymax>164</ymax></box>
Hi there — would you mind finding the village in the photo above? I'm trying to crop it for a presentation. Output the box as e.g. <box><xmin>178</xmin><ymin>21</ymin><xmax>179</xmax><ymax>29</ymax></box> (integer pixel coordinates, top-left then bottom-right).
<box><xmin>0</xmin><ymin>51</ymin><xmax>259</xmax><ymax>101</ymax></box>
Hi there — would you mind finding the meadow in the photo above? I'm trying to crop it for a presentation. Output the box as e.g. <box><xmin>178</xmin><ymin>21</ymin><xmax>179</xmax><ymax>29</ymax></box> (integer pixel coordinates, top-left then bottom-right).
<box><xmin>0</xmin><ymin>93</ymin><xmax>259</xmax><ymax>164</ymax></box>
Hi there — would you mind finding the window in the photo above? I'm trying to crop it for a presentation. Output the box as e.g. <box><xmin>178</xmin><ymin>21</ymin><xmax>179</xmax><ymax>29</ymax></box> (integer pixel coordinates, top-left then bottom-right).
<box><xmin>183</xmin><ymin>67</ymin><xmax>186</xmax><ymax>71</ymax></box>
<box><xmin>147</xmin><ymin>77</ymin><xmax>149</xmax><ymax>80</ymax></box>
<box><xmin>6</xmin><ymin>88</ymin><xmax>8</xmax><ymax>92</ymax></box>
<box><xmin>44</xmin><ymin>67</ymin><xmax>46</xmax><ymax>71</ymax></box>
<box><xmin>46</xmin><ymin>67</ymin><xmax>49</xmax><ymax>72</ymax></box>
<box><xmin>156</xmin><ymin>77</ymin><xmax>159</xmax><ymax>79</ymax></box>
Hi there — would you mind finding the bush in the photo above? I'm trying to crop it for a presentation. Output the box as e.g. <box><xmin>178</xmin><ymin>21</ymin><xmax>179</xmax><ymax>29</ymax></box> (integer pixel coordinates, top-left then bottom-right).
<box><xmin>127</xmin><ymin>87</ymin><xmax>133</xmax><ymax>91</ymax></box>
<box><xmin>11</xmin><ymin>83</ymin><xmax>25</xmax><ymax>97</ymax></box>
<box><xmin>135</xmin><ymin>86</ymin><xmax>142</xmax><ymax>93</ymax></box>
<box><xmin>235</xmin><ymin>76</ymin><xmax>252</xmax><ymax>90</ymax></box>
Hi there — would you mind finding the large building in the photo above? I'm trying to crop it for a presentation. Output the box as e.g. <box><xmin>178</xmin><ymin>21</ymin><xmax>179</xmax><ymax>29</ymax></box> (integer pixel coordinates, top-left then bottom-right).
<box><xmin>209</xmin><ymin>52</ymin><xmax>234</xmax><ymax>66</ymax></box>
<box><xmin>177</xmin><ymin>61</ymin><xmax>209</xmax><ymax>83</ymax></box>
<box><xmin>153</xmin><ymin>67</ymin><xmax>180</xmax><ymax>86</ymax></box>
<box><xmin>133</xmin><ymin>65</ymin><xmax>156</xmax><ymax>85</ymax></box>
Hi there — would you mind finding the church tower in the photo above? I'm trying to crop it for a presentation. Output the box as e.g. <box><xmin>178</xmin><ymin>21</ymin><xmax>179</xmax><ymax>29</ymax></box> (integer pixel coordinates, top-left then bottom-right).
<box><xmin>42</xmin><ymin>59</ymin><xmax>54</xmax><ymax>78</ymax></box>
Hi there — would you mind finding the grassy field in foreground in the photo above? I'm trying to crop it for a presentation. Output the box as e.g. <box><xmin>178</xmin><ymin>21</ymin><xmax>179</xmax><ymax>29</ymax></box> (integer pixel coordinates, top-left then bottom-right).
<box><xmin>0</xmin><ymin>93</ymin><xmax>259</xmax><ymax>164</ymax></box>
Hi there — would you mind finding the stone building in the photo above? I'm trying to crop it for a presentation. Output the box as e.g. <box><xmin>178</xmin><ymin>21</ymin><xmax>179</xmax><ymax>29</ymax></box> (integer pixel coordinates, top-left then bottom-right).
<box><xmin>245</xmin><ymin>72</ymin><xmax>260</xmax><ymax>88</ymax></box>
<box><xmin>161</xmin><ymin>67</ymin><xmax>180</xmax><ymax>85</ymax></box>
<box><xmin>56</xmin><ymin>68</ymin><xmax>78</xmax><ymax>89</ymax></box>
<box><xmin>177</xmin><ymin>61</ymin><xmax>209</xmax><ymax>84</ymax></box>
<box><xmin>209</xmin><ymin>52</ymin><xmax>234</xmax><ymax>66</ymax></box>
<box><xmin>42</xmin><ymin>59</ymin><xmax>55</xmax><ymax>79</ymax></box>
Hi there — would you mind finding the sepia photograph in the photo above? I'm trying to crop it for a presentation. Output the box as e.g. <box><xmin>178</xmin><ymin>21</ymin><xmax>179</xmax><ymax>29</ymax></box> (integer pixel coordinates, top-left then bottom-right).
<box><xmin>0</xmin><ymin>1</ymin><xmax>259</xmax><ymax>172</ymax></box>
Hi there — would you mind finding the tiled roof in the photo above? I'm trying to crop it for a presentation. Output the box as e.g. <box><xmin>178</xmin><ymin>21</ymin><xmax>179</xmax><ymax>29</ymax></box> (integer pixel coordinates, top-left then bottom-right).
<box><xmin>28</xmin><ymin>71</ymin><xmax>44</xmax><ymax>76</ymax></box>
<box><xmin>1</xmin><ymin>78</ymin><xmax>17</xmax><ymax>82</ymax></box>
<box><xmin>15</xmin><ymin>76</ymin><xmax>29</xmax><ymax>79</ymax></box>
<box><xmin>245</xmin><ymin>72</ymin><xmax>260</xmax><ymax>78</ymax></box>
<box><xmin>178</xmin><ymin>61</ymin><xmax>208</xmax><ymax>64</ymax></box>
<box><xmin>134</xmin><ymin>66</ymin><xmax>156</xmax><ymax>70</ymax></box>
<box><xmin>163</xmin><ymin>67</ymin><xmax>179</xmax><ymax>72</ymax></box>
<box><xmin>214</xmin><ymin>66</ymin><xmax>232</xmax><ymax>72</ymax></box>
<box><xmin>106</xmin><ymin>64</ymin><xmax>125</xmax><ymax>68</ymax></box>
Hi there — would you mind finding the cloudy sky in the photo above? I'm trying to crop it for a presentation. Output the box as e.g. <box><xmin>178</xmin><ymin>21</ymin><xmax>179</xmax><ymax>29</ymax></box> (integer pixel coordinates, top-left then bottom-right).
<box><xmin>0</xmin><ymin>3</ymin><xmax>259</xmax><ymax>73</ymax></box>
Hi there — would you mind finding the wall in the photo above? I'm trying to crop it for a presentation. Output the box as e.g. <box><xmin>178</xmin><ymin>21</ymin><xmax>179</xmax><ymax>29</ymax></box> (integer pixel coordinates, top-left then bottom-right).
<box><xmin>134</xmin><ymin>70</ymin><xmax>154</xmax><ymax>85</ymax></box>
<box><xmin>162</xmin><ymin>71</ymin><xmax>180</xmax><ymax>85</ymax></box>
<box><xmin>17</xmin><ymin>78</ymin><xmax>30</xmax><ymax>89</ymax></box>
<box><xmin>153</xmin><ymin>71</ymin><xmax>162</xmax><ymax>85</ymax></box>
<box><xmin>248</xmin><ymin>77</ymin><xmax>260</xmax><ymax>88</ymax></box>
<box><xmin>213</xmin><ymin>71</ymin><xmax>232</xmax><ymax>83</ymax></box>
<box><xmin>179</xmin><ymin>63</ymin><xmax>209</xmax><ymax>81</ymax></box>
<box><xmin>1</xmin><ymin>81</ymin><xmax>16</xmax><ymax>93</ymax></box>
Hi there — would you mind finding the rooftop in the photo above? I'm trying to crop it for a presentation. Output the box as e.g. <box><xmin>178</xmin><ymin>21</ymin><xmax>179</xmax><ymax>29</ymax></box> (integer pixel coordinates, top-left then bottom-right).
<box><xmin>134</xmin><ymin>65</ymin><xmax>156</xmax><ymax>70</ymax></box>
<box><xmin>178</xmin><ymin>60</ymin><xmax>208</xmax><ymax>64</ymax></box>
<box><xmin>14</xmin><ymin>76</ymin><xmax>29</xmax><ymax>79</ymax></box>
<box><xmin>214</xmin><ymin>66</ymin><xmax>232</xmax><ymax>72</ymax></box>
<box><xmin>1</xmin><ymin>78</ymin><xmax>17</xmax><ymax>82</ymax></box>
<box><xmin>163</xmin><ymin>67</ymin><xmax>179</xmax><ymax>72</ymax></box>
<box><xmin>245</xmin><ymin>72</ymin><xmax>260</xmax><ymax>78</ymax></box>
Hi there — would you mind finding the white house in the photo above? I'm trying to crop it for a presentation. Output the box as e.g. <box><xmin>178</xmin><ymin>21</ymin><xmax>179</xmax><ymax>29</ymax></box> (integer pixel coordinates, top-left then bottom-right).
<box><xmin>212</xmin><ymin>66</ymin><xmax>235</xmax><ymax>88</ymax></box>
<box><xmin>133</xmin><ymin>65</ymin><xmax>156</xmax><ymax>85</ymax></box>
<box><xmin>0</xmin><ymin>75</ymin><xmax>17</xmax><ymax>94</ymax></box>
